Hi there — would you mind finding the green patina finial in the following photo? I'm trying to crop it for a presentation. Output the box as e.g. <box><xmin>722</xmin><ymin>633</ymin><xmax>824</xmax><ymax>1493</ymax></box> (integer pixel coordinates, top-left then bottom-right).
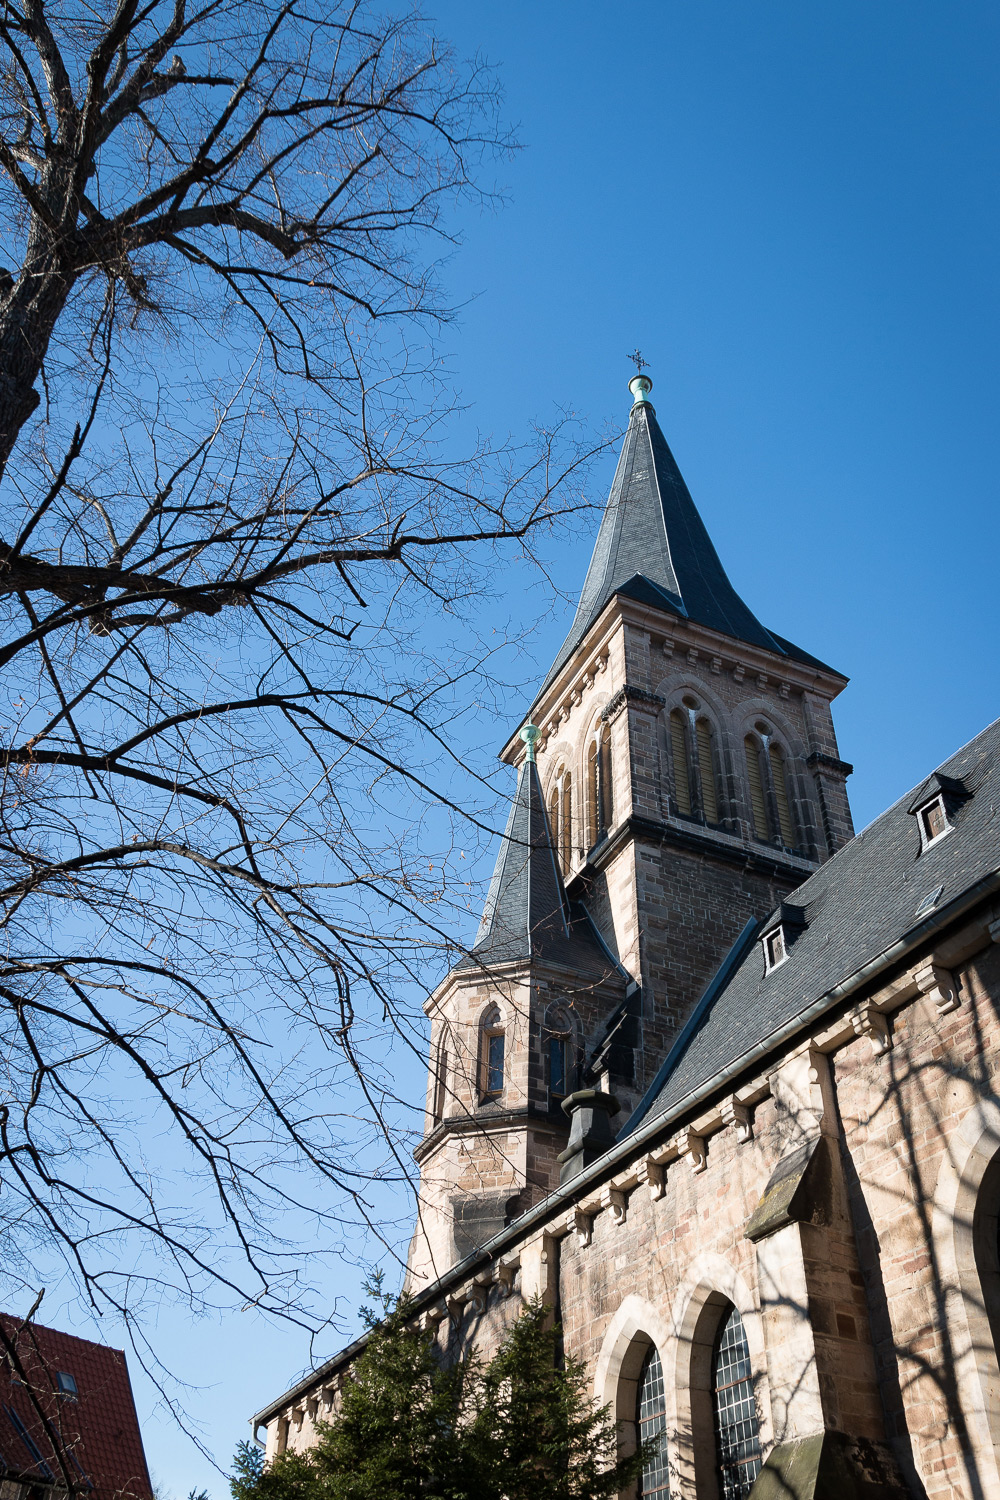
<box><xmin>519</xmin><ymin>722</ymin><xmax>540</xmax><ymax>763</ymax></box>
<box><xmin>629</xmin><ymin>373</ymin><xmax>653</xmax><ymax>406</ymax></box>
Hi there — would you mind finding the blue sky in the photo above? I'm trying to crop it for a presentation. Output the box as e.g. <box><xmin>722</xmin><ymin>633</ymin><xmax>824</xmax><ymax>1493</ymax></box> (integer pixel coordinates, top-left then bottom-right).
<box><xmin>135</xmin><ymin>2</ymin><xmax>1000</xmax><ymax>1491</ymax></box>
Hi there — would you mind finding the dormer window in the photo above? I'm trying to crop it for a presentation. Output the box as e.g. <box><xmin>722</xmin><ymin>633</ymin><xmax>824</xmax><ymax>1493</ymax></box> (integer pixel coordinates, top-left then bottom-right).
<box><xmin>908</xmin><ymin>771</ymin><xmax>969</xmax><ymax>853</ymax></box>
<box><xmin>761</xmin><ymin>902</ymin><xmax>807</xmax><ymax>972</ymax></box>
<box><xmin>918</xmin><ymin>796</ymin><xmax>950</xmax><ymax>848</ymax></box>
<box><xmin>763</xmin><ymin>928</ymin><xmax>786</xmax><ymax>971</ymax></box>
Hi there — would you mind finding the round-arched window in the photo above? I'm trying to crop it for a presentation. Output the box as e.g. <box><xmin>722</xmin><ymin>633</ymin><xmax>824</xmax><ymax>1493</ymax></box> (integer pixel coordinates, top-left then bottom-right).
<box><xmin>636</xmin><ymin>1344</ymin><xmax>669</xmax><ymax>1497</ymax></box>
<box><xmin>544</xmin><ymin>1002</ymin><xmax>573</xmax><ymax>1104</ymax></box>
<box><xmin>711</xmin><ymin>1305</ymin><xmax>762</xmax><ymax>1499</ymax></box>
<box><xmin>479</xmin><ymin>1006</ymin><xmax>504</xmax><ymax>1099</ymax></box>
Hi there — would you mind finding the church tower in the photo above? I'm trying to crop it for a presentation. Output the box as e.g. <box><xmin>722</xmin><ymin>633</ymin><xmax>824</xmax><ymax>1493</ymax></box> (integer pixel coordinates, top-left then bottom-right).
<box><xmin>407</xmin><ymin>372</ymin><xmax>853</xmax><ymax>1286</ymax></box>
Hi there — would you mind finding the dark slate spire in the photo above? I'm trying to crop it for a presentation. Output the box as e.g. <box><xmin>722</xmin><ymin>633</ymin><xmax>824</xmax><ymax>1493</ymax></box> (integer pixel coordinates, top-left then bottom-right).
<box><xmin>538</xmin><ymin>375</ymin><xmax>808</xmax><ymax>696</ymax></box>
<box><xmin>466</xmin><ymin>726</ymin><xmax>614</xmax><ymax>975</ymax></box>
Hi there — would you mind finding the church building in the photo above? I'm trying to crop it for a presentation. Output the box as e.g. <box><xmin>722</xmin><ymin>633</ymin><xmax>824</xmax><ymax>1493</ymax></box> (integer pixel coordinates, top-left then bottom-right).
<box><xmin>254</xmin><ymin>375</ymin><xmax>1000</xmax><ymax>1500</ymax></box>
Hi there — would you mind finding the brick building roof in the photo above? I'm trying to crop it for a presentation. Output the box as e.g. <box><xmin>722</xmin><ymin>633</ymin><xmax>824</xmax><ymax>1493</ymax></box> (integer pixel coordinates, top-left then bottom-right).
<box><xmin>0</xmin><ymin>1314</ymin><xmax>153</xmax><ymax>1500</ymax></box>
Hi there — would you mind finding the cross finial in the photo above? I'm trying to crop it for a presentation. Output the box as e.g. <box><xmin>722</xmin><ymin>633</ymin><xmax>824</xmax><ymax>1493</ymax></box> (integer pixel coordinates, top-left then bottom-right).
<box><xmin>628</xmin><ymin>349</ymin><xmax>648</xmax><ymax>375</ymax></box>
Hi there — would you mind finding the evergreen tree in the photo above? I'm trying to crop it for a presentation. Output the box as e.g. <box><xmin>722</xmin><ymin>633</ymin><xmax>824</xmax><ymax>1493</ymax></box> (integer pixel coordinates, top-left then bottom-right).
<box><xmin>465</xmin><ymin>1302</ymin><xmax>643</xmax><ymax>1500</ymax></box>
<box><xmin>231</xmin><ymin>1288</ymin><xmax>652</xmax><ymax>1500</ymax></box>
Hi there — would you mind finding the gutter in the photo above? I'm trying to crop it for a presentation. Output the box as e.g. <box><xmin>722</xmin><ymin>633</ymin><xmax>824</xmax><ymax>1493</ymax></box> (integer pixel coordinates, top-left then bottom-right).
<box><xmin>252</xmin><ymin>861</ymin><xmax>1000</xmax><ymax>1434</ymax></box>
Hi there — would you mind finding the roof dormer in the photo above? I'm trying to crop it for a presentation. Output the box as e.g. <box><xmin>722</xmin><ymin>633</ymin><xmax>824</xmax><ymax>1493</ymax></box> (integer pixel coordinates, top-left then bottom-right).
<box><xmin>760</xmin><ymin>902</ymin><xmax>808</xmax><ymax>973</ymax></box>
<box><xmin>907</xmin><ymin>772</ymin><xmax>971</xmax><ymax>853</ymax></box>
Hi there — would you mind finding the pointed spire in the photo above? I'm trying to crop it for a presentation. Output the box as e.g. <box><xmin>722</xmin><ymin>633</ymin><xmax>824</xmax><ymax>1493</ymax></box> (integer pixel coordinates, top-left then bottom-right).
<box><xmin>471</xmin><ymin>742</ymin><xmax>571</xmax><ymax>963</ymax></box>
<box><xmin>538</xmin><ymin>374</ymin><xmax>815</xmax><ymax>697</ymax></box>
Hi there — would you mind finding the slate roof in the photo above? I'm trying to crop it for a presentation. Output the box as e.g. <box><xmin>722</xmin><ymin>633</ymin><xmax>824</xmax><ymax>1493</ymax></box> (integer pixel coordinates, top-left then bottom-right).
<box><xmin>624</xmin><ymin>716</ymin><xmax>1000</xmax><ymax>1135</ymax></box>
<box><xmin>537</xmin><ymin>397</ymin><xmax>839</xmax><ymax>700</ymax></box>
<box><xmin>0</xmin><ymin>1314</ymin><xmax>153</xmax><ymax>1500</ymax></box>
<box><xmin>460</xmin><ymin>758</ymin><xmax>618</xmax><ymax>979</ymax></box>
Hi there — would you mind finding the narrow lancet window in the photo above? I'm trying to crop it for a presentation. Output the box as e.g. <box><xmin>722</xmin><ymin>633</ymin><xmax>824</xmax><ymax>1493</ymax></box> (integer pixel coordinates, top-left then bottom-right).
<box><xmin>561</xmin><ymin>773</ymin><xmax>573</xmax><ymax>870</ymax></box>
<box><xmin>589</xmin><ymin>729</ymin><xmax>613</xmax><ymax>846</ymax></box>
<box><xmin>545</xmin><ymin>1003</ymin><xmax>572</xmax><ymax>1104</ymax></box>
<box><xmin>670</xmin><ymin>708</ymin><xmax>692</xmax><ymax>816</ymax></box>
<box><xmin>769</xmin><ymin>743</ymin><xmax>795</xmax><ymax>847</ymax></box>
<box><xmin>744</xmin><ymin>735</ymin><xmax>769</xmax><ymax>841</ymax></box>
<box><xmin>480</xmin><ymin>1006</ymin><xmax>505</xmax><ymax>1099</ymax></box>
<box><xmin>712</xmin><ymin>1306</ymin><xmax>762</xmax><ymax>1500</ymax></box>
<box><xmin>432</xmin><ymin>1031</ymin><xmax>450</xmax><ymax>1123</ymax></box>
<box><xmin>696</xmin><ymin>716</ymin><xmax>719</xmax><ymax>825</ymax></box>
<box><xmin>636</xmin><ymin>1345</ymin><xmax>669</xmax><ymax>1497</ymax></box>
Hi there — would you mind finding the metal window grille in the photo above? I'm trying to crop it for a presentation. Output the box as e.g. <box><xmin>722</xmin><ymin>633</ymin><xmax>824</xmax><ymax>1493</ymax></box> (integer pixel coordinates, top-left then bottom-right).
<box><xmin>636</xmin><ymin>1345</ymin><xmax>669</xmax><ymax>1498</ymax></box>
<box><xmin>712</xmin><ymin>1306</ymin><xmax>762</xmax><ymax>1500</ymax></box>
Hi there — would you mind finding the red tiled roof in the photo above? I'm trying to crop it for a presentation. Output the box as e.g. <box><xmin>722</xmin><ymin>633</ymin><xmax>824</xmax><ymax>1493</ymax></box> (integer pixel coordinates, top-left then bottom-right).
<box><xmin>0</xmin><ymin>1313</ymin><xmax>153</xmax><ymax>1500</ymax></box>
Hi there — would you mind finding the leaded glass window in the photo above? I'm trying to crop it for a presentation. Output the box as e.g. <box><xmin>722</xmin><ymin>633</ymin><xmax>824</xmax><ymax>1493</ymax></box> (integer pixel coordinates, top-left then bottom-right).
<box><xmin>712</xmin><ymin>1305</ymin><xmax>762</xmax><ymax>1500</ymax></box>
<box><xmin>636</xmin><ymin>1345</ymin><xmax>669</xmax><ymax>1498</ymax></box>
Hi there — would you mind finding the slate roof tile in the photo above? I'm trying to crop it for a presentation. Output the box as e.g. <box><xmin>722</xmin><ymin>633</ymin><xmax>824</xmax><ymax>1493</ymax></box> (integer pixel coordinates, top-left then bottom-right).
<box><xmin>625</xmin><ymin>716</ymin><xmax>1000</xmax><ymax>1132</ymax></box>
<box><xmin>536</xmin><ymin>398</ymin><xmax>838</xmax><ymax>702</ymax></box>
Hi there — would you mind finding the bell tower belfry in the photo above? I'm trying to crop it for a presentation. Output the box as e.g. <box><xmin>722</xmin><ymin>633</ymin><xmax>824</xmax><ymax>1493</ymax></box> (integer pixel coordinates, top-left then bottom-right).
<box><xmin>407</xmin><ymin>370</ymin><xmax>853</xmax><ymax>1286</ymax></box>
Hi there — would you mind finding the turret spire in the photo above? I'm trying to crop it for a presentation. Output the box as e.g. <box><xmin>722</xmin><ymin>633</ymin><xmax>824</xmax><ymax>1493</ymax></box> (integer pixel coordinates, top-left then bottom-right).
<box><xmin>466</xmin><ymin>752</ymin><xmax>612</xmax><ymax>976</ymax></box>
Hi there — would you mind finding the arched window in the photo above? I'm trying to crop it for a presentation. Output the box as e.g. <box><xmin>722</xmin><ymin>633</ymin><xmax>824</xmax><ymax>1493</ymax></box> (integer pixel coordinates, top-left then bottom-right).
<box><xmin>670</xmin><ymin>708</ymin><xmax>692</xmax><ymax>816</ymax></box>
<box><xmin>431</xmin><ymin>1027</ymin><xmax>450</xmax><ymax>1124</ymax></box>
<box><xmin>670</xmin><ymin>700</ymin><xmax>720</xmax><ymax>825</ymax></box>
<box><xmin>547</xmin><ymin>771</ymin><xmax>574</xmax><ymax>874</ymax></box>
<box><xmin>745</xmin><ymin>724</ymin><xmax>798</xmax><ymax>850</ymax></box>
<box><xmin>561</xmin><ymin>772</ymin><xmax>573</xmax><ymax>870</ymax></box>
<box><xmin>479</xmin><ymin>1006</ymin><xmax>505</xmax><ymax>1100</ymax></box>
<box><xmin>548</xmin><ymin>781</ymin><xmax>560</xmax><ymax>852</ymax></box>
<box><xmin>588</xmin><ymin>727</ymin><xmax>612</xmax><ymax>847</ymax></box>
<box><xmin>544</xmin><ymin>1003</ymin><xmax>573</xmax><ymax>1104</ymax></box>
<box><xmin>744</xmin><ymin>734</ymin><xmax>769</xmax><ymax>841</ymax></box>
<box><xmin>768</xmin><ymin>743</ymin><xmax>795</xmax><ymax>848</ymax></box>
<box><xmin>696</xmin><ymin>715</ymin><xmax>720</xmax><ymax>826</ymax></box>
<box><xmin>711</xmin><ymin>1305</ymin><xmax>762</xmax><ymax>1500</ymax></box>
<box><xmin>636</xmin><ymin>1345</ymin><xmax>669</xmax><ymax>1497</ymax></box>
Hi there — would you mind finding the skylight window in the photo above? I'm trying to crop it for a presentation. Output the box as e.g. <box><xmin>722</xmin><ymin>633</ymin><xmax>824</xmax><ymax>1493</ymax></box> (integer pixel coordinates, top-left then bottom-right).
<box><xmin>56</xmin><ymin>1371</ymin><xmax>78</xmax><ymax>1398</ymax></box>
<box><xmin>914</xmin><ymin>885</ymin><xmax>944</xmax><ymax>918</ymax></box>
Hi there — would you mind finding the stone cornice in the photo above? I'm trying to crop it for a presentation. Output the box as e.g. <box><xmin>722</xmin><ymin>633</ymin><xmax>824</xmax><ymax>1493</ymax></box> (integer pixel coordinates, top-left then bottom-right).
<box><xmin>422</xmin><ymin>954</ymin><xmax>628</xmax><ymax>1017</ymax></box>
<box><xmin>499</xmin><ymin>591</ymin><xmax>849</xmax><ymax>767</ymax></box>
<box><xmin>600</xmin><ymin>684</ymin><xmax>666</xmax><ymax>723</ymax></box>
<box><xmin>579</xmin><ymin>812</ymin><xmax>818</xmax><ymax>884</ymax></box>
<box><xmin>807</xmin><ymin>751</ymin><xmax>854</xmax><ymax>778</ymax></box>
<box><xmin>413</xmin><ymin>1104</ymin><xmax>569</xmax><ymax>1164</ymax></box>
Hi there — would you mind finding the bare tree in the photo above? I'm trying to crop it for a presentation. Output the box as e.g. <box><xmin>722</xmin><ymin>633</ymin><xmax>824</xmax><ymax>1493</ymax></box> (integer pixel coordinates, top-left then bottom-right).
<box><xmin>0</xmin><ymin>0</ymin><xmax>601</xmax><ymax>1421</ymax></box>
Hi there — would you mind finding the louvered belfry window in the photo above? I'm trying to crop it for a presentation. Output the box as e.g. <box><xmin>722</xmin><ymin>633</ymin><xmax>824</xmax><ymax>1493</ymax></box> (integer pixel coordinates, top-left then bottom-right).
<box><xmin>712</xmin><ymin>1306</ymin><xmax>763</xmax><ymax>1500</ymax></box>
<box><xmin>561</xmin><ymin>773</ymin><xmax>573</xmax><ymax>869</ymax></box>
<box><xmin>670</xmin><ymin>708</ymin><xmax>692</xmax><ymax>816</ymax></box>
<box><xmin>769</xmin><ymin>743</ymin><xmax>795</xmax><ymax>848</ymax></box>
<box><xmin>696</xmin><ymin>716</ymin><xmax>719</xmax><ymax>825</ymax></box>
<box><xmin>744</xmin><ymin>736</ymin><xmax>769</xmax><ymax>841</ymax></box>
<box><xmin>636</xmin><ymin>1345</ymin><xmax>669</xmax><ymax>1497</ymax></box>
